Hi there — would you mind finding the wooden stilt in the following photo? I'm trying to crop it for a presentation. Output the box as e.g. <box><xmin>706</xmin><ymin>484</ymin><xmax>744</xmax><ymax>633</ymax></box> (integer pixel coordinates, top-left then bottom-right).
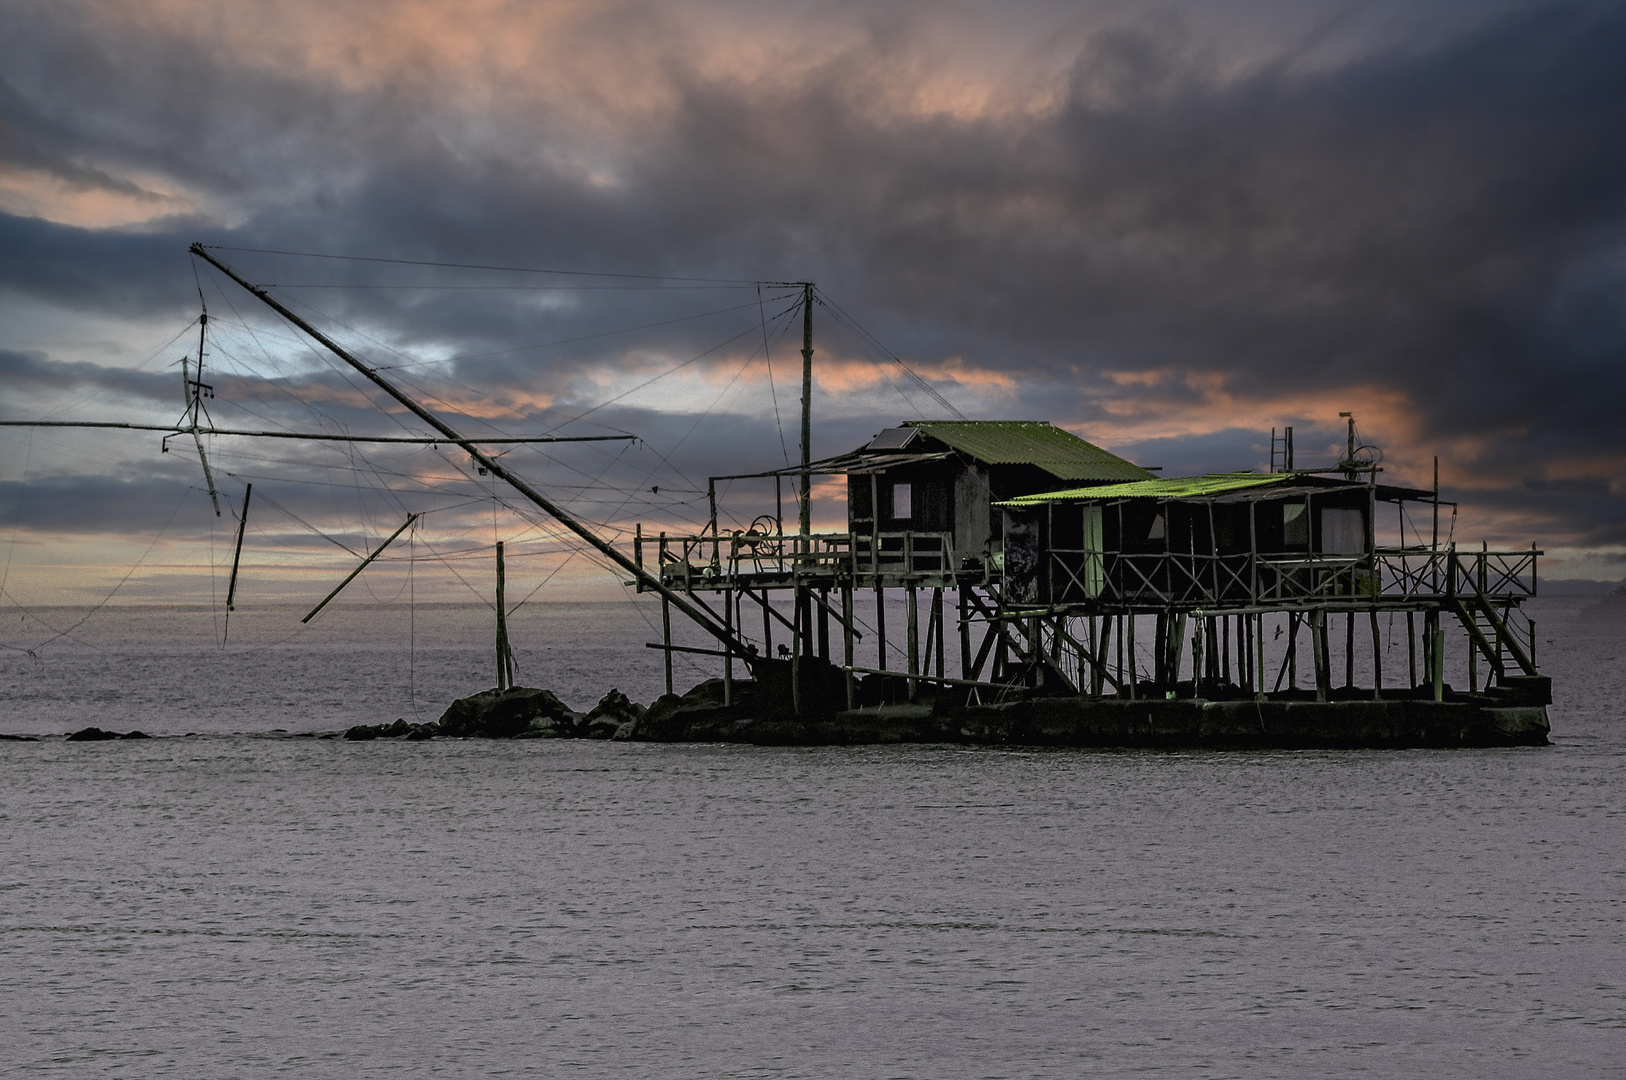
<box><xmin>1311</xmin><ymin>608</ymin><xmax>1329</xmax><ymax>702</ymax></box>
<box><xmin>1407</xmin><ymin>611</ymin><xmax>1417</xmax><ymax>690</ymax></box>
<box><xmin>1154</xmin><ymin>611</ymin><xmax>1169</xmax><ymax>687</ymax></box>
<box><xmin>496</xmin><ymin>540</ymin><xmax>511</xmax><ymax>691</ymax></box>
<box><xmin>933</xmin><ymin>587</ymin><xmax>946</xmax><ymax>681</ymax></box>
<box><xmin>1287</xmin><ymin>613</ymin><xmax>1299</xmax><ymax>690</ymax></box>
<box><xmin>1126</xmin><ymin>612</ymin><xmax>1137</xmax><ymax>698</ymax></box>
<box><xmin>842</xmin><ymin>583</ymin><xmax>855</xmax><ymax>709</ymax></box>
<box><xmin>818</xmin><ymin>585</ymin><xmax>830</xmax><ymax>661</ymax></box>
<box><xmin>662</xmin><ymin>593</ymin><xmax>673</xmax><ymax>697</ymax></box>
<box><xmin>1426</xmin><ymin>609</ymin><xmax>1444</xmax><ymax>701</ymax></box>
<box><xmin>875</xmin><ymin>583</ymin><xmax>887</xmax><ymax>670</ymax></box>
<box><xmin>723</xmin><ymin>586</ymin><xmax>734</xmax><ymax>706</ymax></box>
<box><xmin>1117</xmin><ymin>614</ymin><xmax>1125</xmax><ymax>697</ymax></box>
<box><xmin>1345</xmin><ymin>611</ymin><xmax>1355</xmax><ymax>689</ymax></box>
<box><xmin>906</xmin><ymin>582</ymin><xmax>919</xmax><ymax>699</ymax></box>
<box><xmin>1255</xmin><ymin>612</ymin><xmax>1265</xmax><ymax>702</ymax></box>
<box><xmin>791</xmin><ymin>580</ymin><xmax>802</xmax><ymax>716</ymax></box>
<box><xmin>1370</xmin><ymin>608</ymin><xmax>1382</xmax><ymax>700</ymax></box>
<box><xmin>958</xmin><ymin>586</ymin><xmax>972</xmax><ymax>681</ymax></box>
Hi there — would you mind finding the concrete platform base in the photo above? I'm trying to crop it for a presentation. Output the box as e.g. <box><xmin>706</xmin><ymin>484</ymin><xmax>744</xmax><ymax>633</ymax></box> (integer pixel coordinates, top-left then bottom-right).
<box><xmin>631</xmin><ymin>685</ymin><xmax>1549</xmax><ymax>749</ymax></box>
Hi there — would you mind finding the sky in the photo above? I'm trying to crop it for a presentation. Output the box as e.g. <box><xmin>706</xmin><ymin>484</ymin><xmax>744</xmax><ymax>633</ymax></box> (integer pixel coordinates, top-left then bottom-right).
<box><xmin>1</xmin><ymin>0</ymin><xmax>1623</xmax><ymax>613</ymax></box>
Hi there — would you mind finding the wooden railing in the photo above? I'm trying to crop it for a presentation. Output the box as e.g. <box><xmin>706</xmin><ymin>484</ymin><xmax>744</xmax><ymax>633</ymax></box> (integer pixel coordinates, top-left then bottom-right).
<box><xmin>635</xmin><ymin>529</ymin><xmax>958</xmax><ymax>587</ymax></box>
<box><xmin>1033</xmin><ymin>544</ymin><xmax>1539</xmax><ymax>608</ymax></box>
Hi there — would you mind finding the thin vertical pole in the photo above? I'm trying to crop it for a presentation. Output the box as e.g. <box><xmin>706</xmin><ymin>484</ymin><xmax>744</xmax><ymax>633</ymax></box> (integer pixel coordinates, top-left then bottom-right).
<box><xmin>496</xmin><ymin>540</ymin><xmax>511</xmax><ymax>691</ymax></box>
<box><xmin>1427</xmin><ymin>609</ymin><xmax>1444</xmax><ymax>701</ymax></box>
<box><xmin>792</xmin><ymin>579</ymin><xmax>802</xmax><ymax>716</ymax></box>
<box><xmin>1287</xmin><ymin>612</ymin><xmax>1299</xmax><ymax>690</ymax></box>
<box><xmin>1311</xmin><ymin>608</ymin><xmax>1329</xmax><ymax>702</ymax></box>
<box><xmin>875</xmin><ymin>583</ymin><xmax>887</xmax><ymax>670</ymax></box>
<box><xmin>761</xmin><ymin>588</ymin><xmax>773</xmax><ymax>655</ymax></box>
<box><xmin>1126</xmin><ymin>613</ymin><xmax>1137</xmax><ymax>698</ymax></box>
<box><xmin>1468</xmin><ymin>620</ymin><xmax>1478</xmax><ymax>693</ymax></box>
<box><xmin>723</xmin><ymin>586</ymin><xmax>734</xmax><ymax>706</ymax></box>
<box><xmin>1407</xmin><ymin>611</ymin><xmax>1417</xmax><ymax>690</ymax></box>
<box><xmin>933</xmin><ymin>587</ymin><xmax>945</xmax><ymax>680</ymax></box>
<box><xmin>1345</xmin><ymin>611</ymin><xmax>1355</xmax><ymax>688</ymax></box>
<box><xmin>1116</xmin><ymin>614</ymin><xmax>1125</xmax><ymax>696</ymax></box>
<box><xmin>818</xmin><ymin>586</ymin><xmax>830</xmax><ymax>661</ymax></box>
<box><xmin>1432</xmin><ymin>456</ymin><xmax>1440</xmax><ymax>591</ymax></box>
<box><xmin>906</xmin><ymin>582</ymin><xmax>920</xmax><ymax>698</ymax></box>
<box><xmin>1255</xmin><ymin>613</ymin><xmax>1265</xmax><ymax>701</ymax></box>
<box><xmin>662</xmin><ymin>593</ymin><xmax>674</xmax><ymax>697</ymax></box>
<box><xmin>1370</xmin><ymin>609</ymin><xmax>1382</xmax><ymax>700</ymax></box>
<box><xmin>842</xmin><ymin>583</ymin><xmax>855</xmax><ymax>709</ymax></box>
<box><xmin>799</xmin><ymin>283</ymin><xmax>814</xmax><ymax>540</ymax></box>
<box><xmin>958</xmin><ymin>586</ymin><xmax>972</xmax><ymax>680</ymax></box>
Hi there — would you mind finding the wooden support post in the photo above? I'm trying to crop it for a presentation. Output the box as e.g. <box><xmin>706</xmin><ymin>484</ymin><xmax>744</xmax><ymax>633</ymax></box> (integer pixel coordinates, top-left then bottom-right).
<box><xmin>662</xmin><ymin>593</ymin><xmax>674</xmax><ymax>696</ymax></box>
<box><xmin>1423</xmin><ymin>608</ymin><xmax>1434</xmax><ymax>693</ymax></box>
<box><xmin>1407</xmin><ymin>611</ymin><xmax>1417</xmax><ymax>690</ymax></box>
<box><xmin>842</xmin><ymin>583</ymin><xmax>855</xmax><ymax>709</ymax></box>
<box><xmin>1467</xmin><ymin>617</ymin><xmax>1478</xmax><ymax>693</ymax></box>
<box><xmin>1345</xmin><ymin>611</ymin><xmax>1355</xmax><ymax>689</ymax></box>
<box><xmin>1427</xmin><ymin>609</ymin><xmax>1444</xmax><ymax>701</ymax></box>
<box><xmin>761</xmin><ymin>587</ymin><xmax>773</xmax><ymax>655</ymax></box>
<box><xmin>791</xmin><ymin>581</ymin><xmax>803</xmax><ymax>716</ymax></box>
<box><xmin>1369</xmin><ymin>608</ymin><xmax>1382</xmax><ymax>700</ymax></box>
<box><xmin>818</xmin><ymin>586</ymin><xmax>830</xmax><ymax>661</ymax></box>
<box><xmin>1126</xmin><ymin>612</ymin><xmax>1137</xmax><ymax>698</ymax></box>
<box><xmin>958</xmin><ymin>586</ymin><xmax>972</xmax><ymax>680</ymax></box>
<box><xmin>496</xmin><ymin>540</ymin><xmax>511</xmax><ymax>691</ymax></box>
<box><xmin>905</xmin><ymin>582</ymin><xmax>919</xmax><ymax>698</ymax></box>
<box><xmin>1169</xmin><ymin>613</ymin><xmax>1187</xmax><ymax>692</ymax></box>
<box><xmin>1287</xmin><ymin>613</ymin><xmax>1299</xmax><ymax>690</ymax></box>
<box><xmin>1311</xmin><ymin>608</ymin><xmax>1330</xmax><ymax>702</ymax></box>
<box><xmin>875</xmin><ymin>583</ymin><xmax>887</xmax><ymax>670</ymax></box>
<box><xmin>1190</xmin><ymin>619</ymin><xmax>1203</xmax><ymax>697</ymax></box>
<box><xmin>1238</xmin><ymin>614</ymin><xmax>1250</xmax><ymax>693</ymax></box>
<box><xmin>1220</xmin><ymin>614</ymin><xmax>1231</xmax><ymax>687</ymax></box>
<box><xmin>994</xmin><ymin>611</ymin><xmax>1009</xmax><ymax>681</ymax></box>
<box><xmin>1154</xmin><ymin>611</ymin><xmax>1168</xmax><ymax>687</ymax></box>
<box><xmin>723</xmin><ymin>586</ymin><xmax>734</xmax><ymax>706</ymax></box>
<box><xmin>1255</xmin><ymin>612</ymin><xmax>1266</xmax><ymax>702</ymax></box>
<box><xmin>1116</xmin><ymin>614</ymin><xmax>1125</xmax><ymax>697</ymax></box>
<box><xmin>932</xmin><ymin>587</ymin><xmax>945</xmax><ymax>681</ymax></box>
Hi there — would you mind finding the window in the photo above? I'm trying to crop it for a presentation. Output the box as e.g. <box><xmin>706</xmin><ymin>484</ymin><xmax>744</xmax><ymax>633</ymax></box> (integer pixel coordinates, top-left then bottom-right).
<box><xmin>1283</xmin><ymin>502</ymin><xmax>1308</xmax><ymax>547</ymax></box>
<box><xmin>1320</xmin><ymin>507</ymin><xmax>1365</xmax><ymax>555</ymax></box>
<box><xmin>1147</xmin><ymin>512</ymin><xmax>1166</xmax><ymax>541</ymax></box>
<box><xmin>891</xmin><ymin>483</ymin><xmax>912</xmax><ymax>520</ymax></box>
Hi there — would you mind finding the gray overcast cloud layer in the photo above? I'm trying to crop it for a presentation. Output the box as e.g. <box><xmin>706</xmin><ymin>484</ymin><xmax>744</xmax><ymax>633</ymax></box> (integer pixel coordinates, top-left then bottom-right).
<box><xmin>1</xmin><ymin>0</ymin><xmax>1624</xmax><ymax>578</ymax></box>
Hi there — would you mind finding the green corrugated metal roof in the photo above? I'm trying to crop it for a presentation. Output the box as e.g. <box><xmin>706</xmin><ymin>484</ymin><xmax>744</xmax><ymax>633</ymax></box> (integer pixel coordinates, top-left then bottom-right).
<box><xmin>905</xmin><ymin>420</ymin><xmax>1153</xmax><ymax>482</ymax></box>
<box><xmin>998</xmin><ymin>472</ymin><xmax>1290</xmax><ymax>505</ymax></box>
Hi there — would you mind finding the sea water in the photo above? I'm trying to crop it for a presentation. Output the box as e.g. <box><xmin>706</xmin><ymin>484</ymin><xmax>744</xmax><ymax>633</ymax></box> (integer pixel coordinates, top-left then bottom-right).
<box><xmin>1</xmin><ymin>596</ymin><xmax>1622</xmax><ymax>1076</ymax></box>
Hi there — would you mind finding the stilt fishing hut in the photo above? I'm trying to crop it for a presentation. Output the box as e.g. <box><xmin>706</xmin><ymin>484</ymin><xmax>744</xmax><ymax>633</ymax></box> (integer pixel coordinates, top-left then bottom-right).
<box><xmin>995</xmin><ymin>467</ymin><xmax>1545</xmax><ymax>705</ymax></box>
<box><xmin>636</xmin><ymin>418</ymin><xmax>1157</xmax><ymax>706</ymax></box>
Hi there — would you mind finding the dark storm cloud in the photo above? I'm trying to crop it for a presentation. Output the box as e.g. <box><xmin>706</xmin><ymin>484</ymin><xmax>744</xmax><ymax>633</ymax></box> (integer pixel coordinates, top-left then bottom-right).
<box><xmin>2</xmin><ymin>0</ymin><xmax>1623</xmax><ymax>549</ymax></box>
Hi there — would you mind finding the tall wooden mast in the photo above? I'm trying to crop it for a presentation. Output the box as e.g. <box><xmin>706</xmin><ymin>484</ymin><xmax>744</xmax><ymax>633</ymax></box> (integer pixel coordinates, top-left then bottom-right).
<box><xmin>798</xmin><ymin>282</ymin><xmax>814</xmax><ymax>539</ymax></box>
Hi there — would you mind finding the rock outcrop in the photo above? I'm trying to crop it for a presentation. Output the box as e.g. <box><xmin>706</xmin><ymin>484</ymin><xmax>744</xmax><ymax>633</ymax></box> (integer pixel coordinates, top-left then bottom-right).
<box><xmin>344</xmin><ymin>717</ymin><xmax>440</xmax><ymax>741</ymax></box>
<box><xmin>586</xmin><ymin>689</ymin><xmax>645</xmax><ymax>739</ymax></box>
<box><xmin>437</xmin><ymin>686</ymin><xmax>579</xmax><ymax>738</ymax></box>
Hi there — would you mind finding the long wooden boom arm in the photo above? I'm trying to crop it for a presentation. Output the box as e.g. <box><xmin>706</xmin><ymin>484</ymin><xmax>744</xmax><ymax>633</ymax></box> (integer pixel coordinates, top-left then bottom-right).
<box><xmin>188</xmin><ymin>242</ymin><xmax>753</xmax><ymax>665</ymax></box>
